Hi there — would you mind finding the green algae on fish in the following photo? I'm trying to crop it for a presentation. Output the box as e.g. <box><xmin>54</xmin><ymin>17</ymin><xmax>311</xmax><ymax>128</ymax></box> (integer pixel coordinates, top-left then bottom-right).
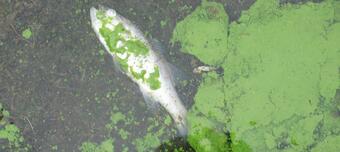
<box><xmin>172</xmin><ymin>0</ymin><xmax>340</xmax><ymax>151</ymax></box>
<box><xmin>95</xmin><ymin>9</ymin><xmax>160</xmax><ymax>90</ymax></box>
<box><xmin>91</xmin><ymin>6</ymin><xmax>188</xmax><ymax>135</ymax></box>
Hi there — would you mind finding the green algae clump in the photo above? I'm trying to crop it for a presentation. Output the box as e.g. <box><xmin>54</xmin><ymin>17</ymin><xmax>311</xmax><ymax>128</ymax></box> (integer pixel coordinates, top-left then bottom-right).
<box><xmin>22</xmin><ymin>28</ymin><xmax>32</xmax><ymax>39</ymax></box>
<box><xmin>0</xmin><ymin>125</ymin><xmax>24</xmax><ymax>149</ymax></box>
<box><xmin>80</xmin><ymin>139</ymin><xmax>114</xmax><ymax>152</ymax></box>
<box><xmin>105</xmin><ymin>112</ymin><xmax>126</xmax><ymax>130</ymax></box>
<box><xmin>172</xmin><ymin>0</ymin><xmax>340</xmax><ymax>151</ymax></box>
<box><xmin>224</xmin><ymin>0</ymin><xmax>340</xmax><ymax>151</ymax></box>
<box><xmin>186</xmin><ymin>109</ymin><xmax>224</xmax><ymax>151</ymax></box>
<box><xmin>99</xmin><ymin>24</ymin><xmax>149</xmax><ymax>56</ymax></box>
<box><xmin>0</xmin><ymin>103</ymin><xmax>30</xmax><ymax>151</ymax></box>
<box><xmin>171</xmin><ymin>0</ymin><xmax>229</xmax><ymax>65</ymax></box>
<box><xmin>191</xmin><ymin>73</ymin><xmax>229</xmax><ymax>123</ymax></box>
<box><xmin>146</xmin><ymin>67</ymin><xmax>161</xmax><ymax>90</ymax></box>
<box><xmin>134</xmin><ymin>133</ymin><xmax>161</xmax><ymax>151</ymax></box>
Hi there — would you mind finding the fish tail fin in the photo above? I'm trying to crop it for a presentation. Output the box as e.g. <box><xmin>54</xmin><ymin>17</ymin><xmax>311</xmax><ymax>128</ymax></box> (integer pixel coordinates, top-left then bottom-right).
<box><xmin>176</xmin><ymin>120</ymin><xmax>188</xmax><ymax>136</ymax></box>
<box><xmin>169</xmin><ymin>105</ymin><xmax>188</xmax><ymax>136</ymax></box>
<box><xmin>149</xmin><ymin>38</ymin><xmax>190</xmax><ymax>87</ymax></box>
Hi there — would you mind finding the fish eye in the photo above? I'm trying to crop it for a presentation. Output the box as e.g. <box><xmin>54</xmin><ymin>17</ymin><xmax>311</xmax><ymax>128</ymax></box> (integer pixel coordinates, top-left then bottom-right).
<box><xmin>107</xmin><ymin>10</ymin><xmax>117</xmax><ymax>17</ymax></box>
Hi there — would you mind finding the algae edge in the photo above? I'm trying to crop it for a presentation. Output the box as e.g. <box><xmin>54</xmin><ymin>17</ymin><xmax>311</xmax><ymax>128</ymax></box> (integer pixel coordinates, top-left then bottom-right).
<box><xmin>172</xmin><ymin>0</ymin><xmax>340</xmax><ymax>152</ymax></box>
<box><xmin>173</xmin><ymin>1</ymin><xmax>249</xmax><ymax>151</ymax></box>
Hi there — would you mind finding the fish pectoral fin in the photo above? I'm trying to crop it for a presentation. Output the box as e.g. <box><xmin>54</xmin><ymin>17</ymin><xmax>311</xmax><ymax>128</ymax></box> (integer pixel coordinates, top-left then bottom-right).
<box><xmin>113</xmin><ymin>61</ymin><xmax>122</xmax><ymax>73</ymax></box>
<box><xmin>112</xmin><ymin>59</ymin><xmax>125</xmax><ymax>74</ymax></box>
<box><xmin>149</xmin><ymin>38</ymin><xmax>167</xmax><ymax>57</ymax></box>
<box><xmin>149</xmin><ymin>38</ymin><xmax>190</xmax><ymax>88</ymax></box>
<box><xmin>166</xmin><ymin>62</ymin><xmax>190</xmax><ymax>87</ymax></box>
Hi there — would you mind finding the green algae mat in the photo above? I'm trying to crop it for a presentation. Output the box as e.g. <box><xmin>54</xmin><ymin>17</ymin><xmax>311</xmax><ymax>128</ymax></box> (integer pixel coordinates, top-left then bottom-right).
<box><xmin>172</xmin><ymin>0</ymin><xmax>340</xmax><ymax>151</ymax></box>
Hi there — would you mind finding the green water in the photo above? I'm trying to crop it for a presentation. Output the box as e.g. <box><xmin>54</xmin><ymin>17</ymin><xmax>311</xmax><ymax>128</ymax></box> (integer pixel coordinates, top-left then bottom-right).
<box><xmin>172</xmin><ymin>0</ymin><xmax>340</xmax><ymax>151</ymax></box>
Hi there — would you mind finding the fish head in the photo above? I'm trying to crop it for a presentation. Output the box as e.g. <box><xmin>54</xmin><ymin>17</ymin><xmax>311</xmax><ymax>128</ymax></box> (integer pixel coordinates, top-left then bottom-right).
<box><xmin>90</xmin><ymin>6</ymin><xmax>123</xmax><ymax>57</ymax></box>
<box><xmin>90</xmin><ymin>6</ymin><xmax>119</xmax><ymax>35</ymax></box>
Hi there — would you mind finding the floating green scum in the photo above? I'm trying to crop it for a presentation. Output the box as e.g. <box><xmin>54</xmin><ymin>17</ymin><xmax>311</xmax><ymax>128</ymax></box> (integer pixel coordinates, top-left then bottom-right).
<box><xmin>90</xmin><ymin>6</ymin><xmax>188</xmax><ymax>135</ymax></box>
<box><xmin>172</xmin><ymin>0</ymin><xmax>340</xmax><ymax>151</ymax></box>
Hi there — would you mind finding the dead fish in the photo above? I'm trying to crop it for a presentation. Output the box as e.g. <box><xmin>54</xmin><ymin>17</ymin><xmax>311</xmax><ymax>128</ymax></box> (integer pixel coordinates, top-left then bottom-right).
<box><xmin>193</xmin><ymin>66</ymin><xmax>217</xmax><ymax>74</ymax></box>
<box><xmin>194</xmin><ymin>65</ymin><xmax>225</xmax><ymax>74</ymax></box>
<box><xmin>90</xmin><ymin>6</ymin><xmax>187</xmax><ymax>135</ymax></box>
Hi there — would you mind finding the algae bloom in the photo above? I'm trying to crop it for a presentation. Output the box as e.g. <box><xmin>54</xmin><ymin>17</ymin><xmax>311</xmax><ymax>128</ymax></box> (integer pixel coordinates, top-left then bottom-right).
<box><xmin>172</xmin><ymin>0</ymin><xmax>340</xmax><ymax>151</ymax></box>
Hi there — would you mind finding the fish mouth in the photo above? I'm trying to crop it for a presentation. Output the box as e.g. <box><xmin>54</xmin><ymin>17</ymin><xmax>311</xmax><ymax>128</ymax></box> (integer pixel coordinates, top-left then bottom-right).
<box><xmin>177</xmin><ymin>122</ymin><xmax>188</xmax><ymax>136</ymax></box>
<box><xmin>90</xmin><ymin>7</ymin><xmax>98</xmax><ymax>22</ymax></box>
<box><xmin>91</xmin><ymin>5</ymin><xmax>118</xmax><ymax>17</ymax></box>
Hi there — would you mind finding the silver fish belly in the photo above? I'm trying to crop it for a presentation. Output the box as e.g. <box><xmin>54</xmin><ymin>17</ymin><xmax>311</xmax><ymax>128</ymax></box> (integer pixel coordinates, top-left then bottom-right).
<box><xmin>90</xmin><ymin>7</ymin><xmax>187</xmax><ymax>135</ymax></box>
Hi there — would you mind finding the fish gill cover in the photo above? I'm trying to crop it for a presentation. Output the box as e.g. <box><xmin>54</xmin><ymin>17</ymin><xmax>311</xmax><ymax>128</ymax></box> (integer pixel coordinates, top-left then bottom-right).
<box><xmin>172</xmin><ymin>0</ymin><xmax>340</xmax><ymax>151</ymax></box>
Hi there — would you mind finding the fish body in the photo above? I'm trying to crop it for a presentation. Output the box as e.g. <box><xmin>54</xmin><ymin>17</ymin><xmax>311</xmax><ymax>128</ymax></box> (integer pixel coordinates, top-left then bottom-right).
<box><xmin>193</xmin><ymin>66</ymin><xmax>217</xmax><ymax>74</ymax></box>
<box><xmin>90</xmin><ymin>7</ymin><xmax>187</xmax><ymax>135</ymax></box>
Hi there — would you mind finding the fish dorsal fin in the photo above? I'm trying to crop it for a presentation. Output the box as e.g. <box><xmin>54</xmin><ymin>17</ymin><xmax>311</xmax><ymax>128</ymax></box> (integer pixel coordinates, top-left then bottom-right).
<box><xmin>112</xmin><ymin>58</ymin><xmax>125</xmax><ymax>74</ymax></box>
<box><xmin>149</xmin><ymin>38</ymin><xmax>189</xmax><ymax>87</ymax></box>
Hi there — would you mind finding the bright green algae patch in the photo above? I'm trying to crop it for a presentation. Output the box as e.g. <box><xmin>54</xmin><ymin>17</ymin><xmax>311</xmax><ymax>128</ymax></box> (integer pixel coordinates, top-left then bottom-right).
<box><xmin>22</xmin><ymin>28</ymin><xmax>32</xmax><ymax>39</ymax></box>
<box><xmin>186</xmin><ymin>73</ymin><xmax>251</xmax><ymax>152</ymax></box>
<box><xmin>98</xmin><ymin>101</ymin><xmax>174</xmax><ymax>151</ymax></box>
<box><xmin>146</xmin><ymin>67</ymin><xmax>161</xmax><ymax>90</ymax></box>
<box><xmin>225</xmin><ymin>1</ymin><xmax>340</xmax><ymax>151</ymax></box>
<box><xmin>0</xmin><ymin>103</ymin><xmax>30</xmax><ymax>151</ymax></box>
<box><xmin>80</xmin><ymin>139</ymin><xmax>114</xmax><ymax>152</ymax></box>
<box><xmin>172</xmin><ymin>0</ymin><xmax>340</xmax><ymax>151</ymax></box>
<box><xmin>171</xmin><ymin>0</ymin><xmax>229</xmax><ymax>65</ymax></box>
<box><xmin>99</xmin><ymin>24</ymin><xmax>149</xmax><ymax>56</ymax></box>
